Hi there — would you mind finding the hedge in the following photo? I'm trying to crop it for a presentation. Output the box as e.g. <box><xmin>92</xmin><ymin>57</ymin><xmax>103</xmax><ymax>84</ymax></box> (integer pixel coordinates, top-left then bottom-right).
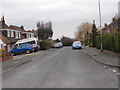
<box><xmin>39</xmin><ymin>41</ymin><xmax>51</xmax><ymax>50</ymax></box>
<box><xmin>95</xmin><ymin>33</ymin><xmax>120</xmax><ymax>52</ymax></box>
<box><xmin>84</xmin><ymin>39</ymin><xmax>93</xmax><ymax>47</ymax></box>
<box><xmin>62</xmin><ymin>41</ymin><xmax>73</xmax><ymax>46</ymax></box>
<box><xmin>0</xmin><ymin>49</ymin><xmax>5</xmax><ymax>57</ymax></box>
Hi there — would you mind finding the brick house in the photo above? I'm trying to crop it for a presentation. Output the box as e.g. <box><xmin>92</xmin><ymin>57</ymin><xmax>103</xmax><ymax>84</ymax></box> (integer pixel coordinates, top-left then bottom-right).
<box><xmin>102</xmin><ymin>18</ymin><xmax>120</xmax><ymax>33</ymax></box>
<box><xmin>0</xmin><ymin>16</ymin><xmax>35</xmax><ymax>53</ymax></box>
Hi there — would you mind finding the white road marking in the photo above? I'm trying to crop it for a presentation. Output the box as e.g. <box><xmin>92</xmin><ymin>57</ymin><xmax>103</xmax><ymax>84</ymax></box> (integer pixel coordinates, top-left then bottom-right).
<box><xmin>108</xmin><ymin>69</ymin><xmax>112</xmax><ymax>71</ymax></box>
<box><xmin>112</xmin><ymin>70</ymin><xmax>117</xmax><ymax>73</ymax></box>
<box><xmin>14</xmin><ymin>61</ymin><xmax>20</xmax><ymax>64</ymax></box>
<box><xmin>104</xmin><ymin>66</ymin><xmax>106</xmax><ymax>68</ymax></box>
<box><xmin>32</xmin><ymin>57</ymin><xmax>39</xmax><ymax>61</ymax></box>
<box><xmin>1</xmin><ymin>65</ymin><xmax>17</xmax><ymax>75</ymax></box>
<box><xmin>117</xmin><ymin>73</ymin><xmax>120</xmax><ymax>75</ymax></box>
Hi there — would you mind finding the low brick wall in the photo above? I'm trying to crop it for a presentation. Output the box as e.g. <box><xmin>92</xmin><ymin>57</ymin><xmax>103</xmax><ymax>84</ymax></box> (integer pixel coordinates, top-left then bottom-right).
<box><xmin>0</xmin><ymin>53</ymin><xmax>13</xmax><ymax>61</ymax></box>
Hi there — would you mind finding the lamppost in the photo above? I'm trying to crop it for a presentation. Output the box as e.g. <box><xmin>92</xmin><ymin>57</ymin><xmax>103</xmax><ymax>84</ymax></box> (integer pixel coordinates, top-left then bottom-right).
<box><xmin>98</xmin><ymin>0</ymin><xmax>103</xmax><ymax>52</ymax></box>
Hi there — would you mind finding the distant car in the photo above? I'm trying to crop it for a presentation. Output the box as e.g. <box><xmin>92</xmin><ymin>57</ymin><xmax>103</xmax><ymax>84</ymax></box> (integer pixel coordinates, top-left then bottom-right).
<box><xmin>58</xmin><ymin>42</ymin><xmax>63</xmax><ymax>47</ymax></box>
<box><xmin>53</xmin><ymin>42</ymin><xmax>63</xmax><ymax>48</ymax></box>
<box><xmin>10</xmin><ymin>44</ymin><xmax>33</xmax><ymax>56</ymax></box>
<box><xmin>72</xmin><ymin>41</ymin><xmax>82</xmax><ymax>50</ymax></box>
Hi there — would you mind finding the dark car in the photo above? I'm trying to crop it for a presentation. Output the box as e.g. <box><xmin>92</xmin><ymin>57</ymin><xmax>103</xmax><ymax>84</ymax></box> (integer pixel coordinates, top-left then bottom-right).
<box><xmin>10</xmin><ymin>44</ymin><xmax>33</xmax><ymax>56</ymax></box>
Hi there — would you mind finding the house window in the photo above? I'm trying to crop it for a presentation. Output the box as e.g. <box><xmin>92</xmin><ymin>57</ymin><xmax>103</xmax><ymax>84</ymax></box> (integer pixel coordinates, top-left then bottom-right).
<box><xmin>7</xmin><ymin>30</ymin><xmax>10</xmax><ymax>37</ymax></box>
<box><xmin>18</xmin><ymin>32</ymin><xmax>21</xmax><ymax>38</ymax></box>
<box><xmin>11</xmin><ymin>30</ymin><xmax>14</xmax><ymax>37</ymax></box>
<box><xmin>15</xmin><ymin>31</ymin><xmax>19</xmax><ymax>38</ymax></box>
<box><xmin>31</xmin><ymin>33</ymin><xmax>34</xmax><ymax>37</ymax></box>
<box><xmin>26</xmin><ymin>33</ymin><xmax>29</xmax><ymax>38</ymax></box>
<box><xmin>30</xmin><ymin>33</ymin><xmax>31</xmax><ymax>38</ymax></box>
<box><xmin>29</xmin><ymin>33</ymin><xmax>31</xmax><ymax>38</ymax></box>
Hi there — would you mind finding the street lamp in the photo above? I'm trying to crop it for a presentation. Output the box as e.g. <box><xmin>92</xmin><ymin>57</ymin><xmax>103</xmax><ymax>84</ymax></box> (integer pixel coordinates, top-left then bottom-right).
<box><xmin>98</xmin><ymin>0</ymin><xmax>103</xmax><ymax>52</ymax></box>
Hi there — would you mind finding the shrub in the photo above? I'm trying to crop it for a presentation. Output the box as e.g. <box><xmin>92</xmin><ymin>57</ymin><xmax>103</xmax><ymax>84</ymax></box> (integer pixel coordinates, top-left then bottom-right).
<box><xmin>84</xmin><ymin>39</ymin><xmax>90</xmax><ymax>46</ymax></box>
<box><xmin>0</xmin><ymin>49</ymin><xmax>6</xmax><ymax>57</ymax></box>
<box><xmin>95</xmin><ymin>33</ymin><xmax>120</xmax><ymax>52</ymax></box>
<box><xmin>62</xmin><ymin>41</ymin><xmax>73</xmax><ymax>46</ymax></box>
<box><xmin>39</xmin><ymin>41</ymin><xmax>51</xmax><ymax>50</ymax></box>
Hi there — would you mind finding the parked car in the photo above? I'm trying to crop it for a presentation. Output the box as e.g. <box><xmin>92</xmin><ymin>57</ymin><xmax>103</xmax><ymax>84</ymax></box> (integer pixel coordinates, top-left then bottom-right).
<box><xmin>53</xmin><ymin>42</ymin><xmax>63</xmax><ymax>48</ymax></box>
<box><xmin>14</xmin><ymin>37</ymin><xmax>40</xmax><ymax>52</ymax></box>
<box><xmin>9</xmin><ymin>44</ymin><xmax>33</xmax><ymax>56</ymax></box>
<box><xmin>58</xmin><ymin>42</ymin><xmax>63</xmax><ymax>47</ymax></box>
<box><xmin>72</xmin><ymin>41</ymin><xmax>82</xmax><ymax>50</ymax></box>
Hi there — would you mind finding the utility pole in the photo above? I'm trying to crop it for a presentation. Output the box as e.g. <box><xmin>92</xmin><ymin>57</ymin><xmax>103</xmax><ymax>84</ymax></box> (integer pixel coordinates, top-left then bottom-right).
<box><xmin>118</xmin><ymin>1</ymin><xmax>120</xmax><ymax>32</ymax></box>
<box><xmin>98</xmin><ymin>0</ymin><xmax>103</xmax><ymax>52</ymax></box>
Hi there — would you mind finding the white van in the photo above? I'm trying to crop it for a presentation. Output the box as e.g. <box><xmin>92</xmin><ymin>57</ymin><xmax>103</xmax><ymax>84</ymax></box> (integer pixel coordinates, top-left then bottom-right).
<box><xmin>14</xmin><ymin>37</ymin><xmax>40</xmax><ymax>52</ymax></box>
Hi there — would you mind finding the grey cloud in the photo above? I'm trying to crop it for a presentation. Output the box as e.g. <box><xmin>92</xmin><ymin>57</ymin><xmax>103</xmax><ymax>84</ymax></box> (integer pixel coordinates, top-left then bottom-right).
<box><xmin>1</xmin><ymin>0</ymin><xmax>119</xmax><ymax>39</ymax></box>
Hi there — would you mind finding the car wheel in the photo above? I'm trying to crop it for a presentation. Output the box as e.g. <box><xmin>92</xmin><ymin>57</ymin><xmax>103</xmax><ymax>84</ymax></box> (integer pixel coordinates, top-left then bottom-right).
<box><xmin>26</xmin><ymin>50</ymin><xmax>31</xmax><ymax>54</ymax></box>
<box><xmin>11</xmin><ymin>52</ymin><xmax>15</xmax><ymax>56</ymax></box>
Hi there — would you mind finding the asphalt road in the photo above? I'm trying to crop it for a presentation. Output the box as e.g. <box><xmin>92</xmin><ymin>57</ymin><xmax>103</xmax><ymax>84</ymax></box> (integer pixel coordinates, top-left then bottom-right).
<box><xmin>2</xmin><ymin>47</ymin><xmax>118</xmax><ymax>88</ymax></box>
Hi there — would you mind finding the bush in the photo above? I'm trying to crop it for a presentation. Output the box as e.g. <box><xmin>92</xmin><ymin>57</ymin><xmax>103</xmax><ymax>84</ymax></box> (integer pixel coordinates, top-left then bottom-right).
<box><xmin>0</xmin><ymin>49</ymin><xmax>6</xmax><ymax>57</ymax></box>
<box><xmin>84</xmin><ymin>39</ymin><xmax>89</xmax><ymax>46</ymax></box>
<box><xmin>62</xmin><ymin>41</ymin><xmax>73</xmax><ymax>46</ymax></box>
<box><xmin>95</xmin><ymin>33</ymin><xmax>120</xmax><ymax>52</ymax></box>
<box><xmin>39</xmin><ymin>41</ymin><xmax>51</xmax><ymax>50</ymax></box>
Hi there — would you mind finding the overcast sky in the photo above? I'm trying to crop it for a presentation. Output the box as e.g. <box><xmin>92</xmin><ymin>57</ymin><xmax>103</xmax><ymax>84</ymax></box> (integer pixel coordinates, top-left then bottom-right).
<box><xmin>0</xmin><ymin>0</ymin><xmax>119</xmax><ymax>39</ymax></box>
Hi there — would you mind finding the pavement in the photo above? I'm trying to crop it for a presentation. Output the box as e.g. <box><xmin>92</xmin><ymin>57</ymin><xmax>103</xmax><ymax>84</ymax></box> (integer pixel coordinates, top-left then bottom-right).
<box><xmin>84</xmin><ymin>46</ymin><xmax>120</xmax><ymax>68</ymax></box>
<box><xmin>2</xmin><ymin>47</ymin><xmax>118</xmax><ymax>88</ymax></box>
<box><xmin>2</xmin><ymin>49</ymin><xmax>57</xmax><ymax>72</ymax></box>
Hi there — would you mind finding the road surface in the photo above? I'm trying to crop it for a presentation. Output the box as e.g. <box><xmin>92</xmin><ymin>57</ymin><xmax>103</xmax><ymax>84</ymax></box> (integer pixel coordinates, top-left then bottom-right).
<box><xmin>2</xmin><ymin>47</ymin><xmax>118</xmax><ymax>88</ymax></box>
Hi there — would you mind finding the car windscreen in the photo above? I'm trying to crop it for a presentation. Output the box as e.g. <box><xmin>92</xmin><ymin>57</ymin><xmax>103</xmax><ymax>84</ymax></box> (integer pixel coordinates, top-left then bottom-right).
<box><xmin>73</xmin><ymin>42</ymin><xmax>81</xmax><ymax>45</ymax></box>
<box><xmin>19</xmin><ymin>41</ymin><xmax>36</xmax><ymax>45</ymax></box>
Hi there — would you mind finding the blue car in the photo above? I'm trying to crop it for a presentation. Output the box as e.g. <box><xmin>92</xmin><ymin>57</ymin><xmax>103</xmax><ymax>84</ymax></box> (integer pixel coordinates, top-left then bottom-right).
<box><xmin>72</xmin><ymin>41</ymin><xmax>82</xmax><ymax>50</ymax></box>
<box><xmin>10</xmin><ymin>44</ymin><xmax>33</xmax><ymax>56</ymax></box>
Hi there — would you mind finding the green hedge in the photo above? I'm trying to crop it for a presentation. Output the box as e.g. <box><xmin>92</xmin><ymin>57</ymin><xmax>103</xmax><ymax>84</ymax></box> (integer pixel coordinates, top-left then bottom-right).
<box><xmin>62</xmin><ymin>41</ymin><xmax>73</xmax><ymax>46</ymax></box>
<box><xmin>39</xmin><ymin>41</ymin><xmax>51</xmax><ymax>50</ymax></box>
<box><xmin>84</xmin><ymin>39</ymin><xmax>89</xmax><ymax>46</ymax></box>
<box><xmin>95</xmin><ymin>33</ymin><xmax>120</xmax><ymax>52</ymax></box>
<box><xmin>84</xmin><ymin>39</ymin><xmax>92</xmax><ymax>47</ymax></box>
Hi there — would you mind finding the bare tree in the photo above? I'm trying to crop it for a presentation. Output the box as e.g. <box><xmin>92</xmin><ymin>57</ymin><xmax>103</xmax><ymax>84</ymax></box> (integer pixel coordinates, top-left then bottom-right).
<box><xmin>75</xmin><ymin>22</ymin><xmax>92</xmax><ymax>40</ymax></box>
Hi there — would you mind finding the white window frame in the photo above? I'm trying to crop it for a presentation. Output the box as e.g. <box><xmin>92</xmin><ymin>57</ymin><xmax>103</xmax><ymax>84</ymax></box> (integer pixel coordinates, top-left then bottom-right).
<box><xmin>18</xmin><ymin>32</ymin><xmax>21</xmax><ymax>38</ymax></box>
<box><xmin>31</xmin><ymin>33</ymin><xmax>33</xmax><ymax>37</ymax></box>
<box><xmin>7</xmin><ymin>30</ymin><xmax>10</xmax><ymax>37</ymax></box>
<box><xmin>11</xmin><ymin>30</ymin><xmax>14</xmax><ymax>37</ymax></box>
<box><xmin>15</xmin><ymin>31</ymin><xmax>19</xmax><ymax>39</ymax></box>
<box><xmin>26</xmin><ymin>33</ymin><xmax>29</xmax><ymax>38</ymax></box>
<box><xmin>29</xmin><ymin>33</ymin><xmax>31</xmax><ymax>38</ymax></box>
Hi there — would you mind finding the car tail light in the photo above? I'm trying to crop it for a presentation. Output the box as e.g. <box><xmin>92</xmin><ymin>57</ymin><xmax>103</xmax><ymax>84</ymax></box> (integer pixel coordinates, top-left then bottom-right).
<box><xmin>29</xmin><ymin>46</ymin><xmax>33</xmax><ymax>48</ymax></box>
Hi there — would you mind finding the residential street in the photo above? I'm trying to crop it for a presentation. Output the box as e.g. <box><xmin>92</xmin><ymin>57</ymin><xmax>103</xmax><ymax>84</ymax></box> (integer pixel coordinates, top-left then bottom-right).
<box><xmin>2</xmin><ymin>47</ymin><xmax>118</xmax><ymax>88</ymax></box>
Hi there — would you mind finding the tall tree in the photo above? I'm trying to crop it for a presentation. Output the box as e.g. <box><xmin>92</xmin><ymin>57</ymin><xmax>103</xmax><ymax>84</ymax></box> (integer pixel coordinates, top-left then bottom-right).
<box><xmin>91</xmin><ymin>20</ymin><xmax>98</xmax><ymax>47</ymax></box>
<box><xmin>37</xmin><ymin>21</ymin><xmax>53</xmax><ymax>40</ymax></box>
<box><xmin>75</xmin><ymin>22</ymin><xmax>92</xmax><ymax>40</ymax></box>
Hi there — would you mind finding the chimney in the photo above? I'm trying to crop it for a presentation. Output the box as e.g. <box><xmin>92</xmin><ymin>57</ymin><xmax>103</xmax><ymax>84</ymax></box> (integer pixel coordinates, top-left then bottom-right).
<box><xmin>21</xmin><ymin>26</ymin><xmax>24</xmax><ymax>31</ymax></box>
<box><xmin>2</xmin><ymin>16</ymin><xmax>5</xmax><ymax>28</ymax></box>
<box><xmin>112</xmin><ymin>17</ymin><xmax>116</xmax><ymax>22</ymax></box>
<box><xmin>104</xmin><ymin>23</ymin><xmax>107</xmax><ymax>27</ymax></box>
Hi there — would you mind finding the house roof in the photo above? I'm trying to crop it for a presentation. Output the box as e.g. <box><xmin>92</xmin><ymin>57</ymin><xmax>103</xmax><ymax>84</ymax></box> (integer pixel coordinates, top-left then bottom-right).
<box><xmin>7</xmin><ymin>38</ymin><xmax>19</xmax><ymax>44</ymax></box>
<box><xmin>28</xmin><ymin>30</ymin><xmax>38</xmax><ymax>37</ymax></box>
<box><xmin>9</xmin><ymin>25</ymin><xmax>25</xmax><ymax>32</ymax></box>
<box><xmin>0</xmin><ymin>20</ymin><xmax>9</xmax><ymax>29</ymax></box>
<box><xmin>102</xmin><ymin>18</ymin><xmax>119</xmax><ymax>31</ymax></box>
<box><xmin>0</xmin><ymin>21</ymin><xmax>2</xmax><ymax>29</ymax></box>
<box><xmin>0</xmin><ymin>32</ymin><xmax>10</xmax><ymax>43</ymax></box>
